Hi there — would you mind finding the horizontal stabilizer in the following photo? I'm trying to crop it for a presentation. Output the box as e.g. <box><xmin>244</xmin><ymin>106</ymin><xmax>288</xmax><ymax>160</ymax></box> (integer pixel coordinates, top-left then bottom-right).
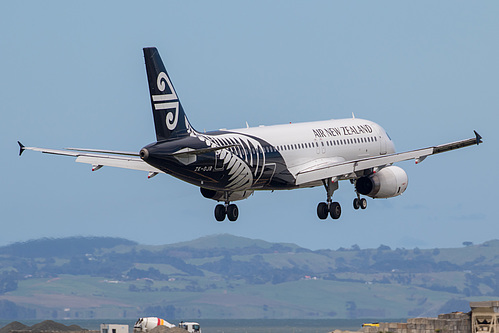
<box><xmin>170</xmin><ymin>144</ymin><xmax>239</xmax><ymax>157</ymax></box>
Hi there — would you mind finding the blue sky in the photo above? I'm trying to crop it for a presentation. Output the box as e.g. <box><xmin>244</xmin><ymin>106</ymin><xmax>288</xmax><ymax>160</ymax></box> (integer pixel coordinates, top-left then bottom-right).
<box><xmin>1</xmin><ymin>1</ymin><xmax>497</xmax><ymax>250</ymax></box>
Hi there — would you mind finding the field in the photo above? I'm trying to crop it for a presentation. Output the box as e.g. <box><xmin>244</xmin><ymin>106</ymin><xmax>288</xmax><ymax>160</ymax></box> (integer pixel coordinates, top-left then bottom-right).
<box><xmin>0</xmin><ymin>236</ymin><xmax>497</xmax><ymax>319</ymax></box>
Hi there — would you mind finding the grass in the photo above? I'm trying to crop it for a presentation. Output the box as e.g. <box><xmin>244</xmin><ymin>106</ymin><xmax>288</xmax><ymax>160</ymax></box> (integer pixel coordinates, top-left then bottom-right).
<box><xmin>2</xmin><ymin>274</ymin><xmax>464</xmax><ymax>319</ymax></box>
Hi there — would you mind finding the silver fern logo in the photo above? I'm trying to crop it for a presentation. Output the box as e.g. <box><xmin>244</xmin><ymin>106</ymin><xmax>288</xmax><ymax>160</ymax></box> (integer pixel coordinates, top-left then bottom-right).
<box><xmin>151</xmin><ymin>72</ymin><xmax>179</xmax><ymax>131</ymax></box>
<box><xmin>185</xmin><ymin>120</ymin><xmax>273</xmax><ymax>190</ymax></box>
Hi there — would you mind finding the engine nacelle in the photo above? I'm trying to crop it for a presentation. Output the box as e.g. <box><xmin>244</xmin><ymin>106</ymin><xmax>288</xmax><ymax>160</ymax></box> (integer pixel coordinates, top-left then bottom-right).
<box><xmin>200</xmin><ymin>188</ymin><xmax>254</xmax><ymax>202</ymax></box>
<box><xmin>355</xmin><ymin>166</ymin><xmax>408</xmax><ymax>199</ymax></box>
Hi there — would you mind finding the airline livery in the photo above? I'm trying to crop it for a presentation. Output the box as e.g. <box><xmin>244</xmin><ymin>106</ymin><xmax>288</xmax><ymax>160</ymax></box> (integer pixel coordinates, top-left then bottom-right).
<box><xmin>18</xmin><ymin>47</ymin><xmax>483</xmax><ymax>222</ymax></box>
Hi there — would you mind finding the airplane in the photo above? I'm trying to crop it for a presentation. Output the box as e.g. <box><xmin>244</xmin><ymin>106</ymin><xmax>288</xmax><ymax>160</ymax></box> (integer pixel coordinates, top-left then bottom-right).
<box><xmin>18</xmin><ymin>47</ymin><xmax>483</xmax><ymax>222</ymax></box>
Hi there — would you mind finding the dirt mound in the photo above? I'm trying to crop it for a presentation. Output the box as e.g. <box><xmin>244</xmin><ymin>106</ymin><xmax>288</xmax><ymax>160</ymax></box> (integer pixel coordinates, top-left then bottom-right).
<box><xmin>0</xmin><ymin>321</ymin><xmax>87</xmax><ymax>333</ymax></box>
<box><xmin>0</xmin><ymin>321</ymin><xmax>29</xmax><ymax>333</ymax></box>
<box><xmin>29</xmin><ymin>321</ymin><xmax>75</xmax><ymax>332</ymax></box>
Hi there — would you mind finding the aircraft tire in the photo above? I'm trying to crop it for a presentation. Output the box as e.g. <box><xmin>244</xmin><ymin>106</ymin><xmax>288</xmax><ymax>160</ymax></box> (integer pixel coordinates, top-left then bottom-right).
<box><xmin>317</xmin><ymin>202</ymin><xmax>328</xmax><ymax>220</ymax></box>
<box><xmin>353</xmin><ymin>198</ymin><xmax>360</xmax><ymax>210</ymax></box>
<box><xmin>330</xmin><ymin>202</ymin><xmax>341</xmax><ymax>219</ymax></box>
<box><xmin>360</xmin><ymin>198</ymin><xmax>367</xmax><ymax>210</ymax></box>
<box><xmin>215</xmin><ymin>204</ymin><xmax>226</xmax><ymax>222</ymax></box>
<box><xmin>227</xmin><ymin>204</ymin><xmax>239</xmax><ymax>222</ymax></box>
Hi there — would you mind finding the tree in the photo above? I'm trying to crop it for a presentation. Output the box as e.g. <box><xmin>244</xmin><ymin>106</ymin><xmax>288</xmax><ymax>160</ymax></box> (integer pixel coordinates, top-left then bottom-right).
<box><xmin>377</xmin><ymin>244</ymin><xmax>391</xmax><ymax>251</ymax></box>
<box><xmin>345</xmin><ymin>301</ymin><xmax>357</xmax><ymax>319</ymax></box>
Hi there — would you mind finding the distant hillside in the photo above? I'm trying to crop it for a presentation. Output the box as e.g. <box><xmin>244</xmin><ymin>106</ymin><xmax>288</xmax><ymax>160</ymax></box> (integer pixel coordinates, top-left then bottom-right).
<box><xmin>0</xmin><ymin>235</ymin><xmax>497</xmax><ymax>320</ymax></box>
<box><xmin>0</xmin><ymin>237</ymin><xmax>136</xmax><ymax>258</ymax></box>
<box><xmin>166</xmin><ymin>234</ymin><xmax>301</xmax><ymax>251</ymax></box>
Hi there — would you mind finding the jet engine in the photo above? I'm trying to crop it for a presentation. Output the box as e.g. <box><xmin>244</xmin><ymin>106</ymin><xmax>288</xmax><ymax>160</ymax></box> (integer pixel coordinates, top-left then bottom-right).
<box><xmin>355</xmin><ymin>166</ymin><xmax>408</xmax><ymax>198</ymax></box>
<box><xmin>200</xmin><ymin>188</ymin><xmax>254</xmax><ymax>202</ymax></box>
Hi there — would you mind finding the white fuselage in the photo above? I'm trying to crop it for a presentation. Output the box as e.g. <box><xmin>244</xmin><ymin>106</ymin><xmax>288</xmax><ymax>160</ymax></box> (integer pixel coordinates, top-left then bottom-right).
<box><xmin>230</xmin><ymin>118</ymin><xmax>396</xmax><ymax>186</ymax></box>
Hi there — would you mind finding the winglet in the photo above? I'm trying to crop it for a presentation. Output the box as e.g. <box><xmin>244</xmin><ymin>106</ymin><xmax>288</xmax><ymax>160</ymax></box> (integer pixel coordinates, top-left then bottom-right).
<box><xmin>474</xmin><ymin>130</ymin><xmax>482</xmax><ymax>145</ymax></box>
<box><xmin>18</xmin><ymin>141</ymin><xmax>25</xmax><ymax>156</ymax></box>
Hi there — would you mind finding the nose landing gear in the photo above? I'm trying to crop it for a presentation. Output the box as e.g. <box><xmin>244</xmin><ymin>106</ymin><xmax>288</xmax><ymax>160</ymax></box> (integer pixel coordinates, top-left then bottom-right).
<box><xmin>353</xmin><ymin>197</ymin><xmax>367</xmax><ymax>210</ymax></box>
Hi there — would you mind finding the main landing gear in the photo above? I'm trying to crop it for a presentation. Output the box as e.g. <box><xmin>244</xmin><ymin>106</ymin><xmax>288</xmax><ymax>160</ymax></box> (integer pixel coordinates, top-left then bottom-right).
<box><xmin>316</xmin><ymin>178</ymin><xmax>369</xmax><ymax>220</ymax></box>
<box><xmin>317</xmin><ymin>178</ymin><xmax>341</xmax><ymax>220</ymax></box>
<box><xmin>214</xmin><ymin>192</ymin><xmax>239</xmax><ymax>222</ymax></box>
<box><xmin>353</xmin><ymin>197</ymin><xmax>367</xmax><ymax>210</ymax></box>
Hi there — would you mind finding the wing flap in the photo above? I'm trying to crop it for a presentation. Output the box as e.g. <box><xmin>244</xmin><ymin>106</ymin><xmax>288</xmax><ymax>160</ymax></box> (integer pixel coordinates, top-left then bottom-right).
<box><xmin>76</xmin><ymin>156</ymin><xmax>163</xmax><ymax>173</ymax></box>
<box><xmin>65</xmin><ymin>147</ymin><xmax>139</xmax><ymax>156</ymax></box>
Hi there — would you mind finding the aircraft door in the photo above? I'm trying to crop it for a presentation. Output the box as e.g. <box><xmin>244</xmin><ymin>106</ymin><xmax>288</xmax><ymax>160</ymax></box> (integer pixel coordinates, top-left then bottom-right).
<box><xmin>380</xmin><ymin>137</ymin><xmax>387</xmax><ymax>155</ymax></box>
<box><xmin>314</xmin><ymin>139</ymin><xmax>322</xmax><ymax>154</ymax></box>
<box><xmin>375</xmin><ymin>127</ymin><xmax>387</xmax><ymax>155</ymax></box>
<box><xmin>214</xmin><ymin>151</ymin><xmax>224</xmax><ymax>170</ymax></box>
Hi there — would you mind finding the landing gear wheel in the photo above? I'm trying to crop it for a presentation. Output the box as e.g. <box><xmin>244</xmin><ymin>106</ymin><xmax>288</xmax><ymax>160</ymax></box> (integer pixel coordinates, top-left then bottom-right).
<box><xmin>214</xmin><ymin>204</ymin><xmax>226</xmax><ymax>222</ymax></box>
<box><xmin>360</xmin><ymin>198</ymin><xmax>367</xmax><ymax>210</ymax></box>
<box><xmin>317</xmin><ymin>202</ymin><xmax>328</xmax><ymax>220</ymax></box>
<box><xmin>227</xmin><ymin>204</ymin><xmax>239</xmax><ymax>222</ymax></box>
<box><xmin>329</xmin><ymin>202</ymin><xmax>341</xmax><ymax>219</ymax></box>
<box><xmin>353</xmin><ymin>198</ymin><xmax>360</xmax><ymax>210</ymax></box>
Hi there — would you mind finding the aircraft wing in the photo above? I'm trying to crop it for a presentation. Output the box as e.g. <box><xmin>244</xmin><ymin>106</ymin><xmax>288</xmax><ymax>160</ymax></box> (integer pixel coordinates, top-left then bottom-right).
<box><xmin>295</xmin><ymin>131</ymin><xmax>482</xmax><ymax>186</ymax></box>
<box><xmin>18</xmin><ymin>142</ymin><xmax>164</xmax><ymax>177</ymax></box>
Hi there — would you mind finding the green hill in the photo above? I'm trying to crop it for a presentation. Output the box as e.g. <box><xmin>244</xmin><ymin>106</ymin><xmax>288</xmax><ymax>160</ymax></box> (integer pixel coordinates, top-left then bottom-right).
<box><xmin>0</xmin><ymin>235</ymin><xmax>497</xmax><ymax>320</ymax></box>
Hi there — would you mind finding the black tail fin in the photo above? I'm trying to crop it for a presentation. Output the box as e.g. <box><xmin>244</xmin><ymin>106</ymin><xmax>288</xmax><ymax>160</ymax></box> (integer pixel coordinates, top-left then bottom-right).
<box><xmin>143</xmin><ymin>47</ymin><xmax>192</xmax><ymax>141</ymax></box>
